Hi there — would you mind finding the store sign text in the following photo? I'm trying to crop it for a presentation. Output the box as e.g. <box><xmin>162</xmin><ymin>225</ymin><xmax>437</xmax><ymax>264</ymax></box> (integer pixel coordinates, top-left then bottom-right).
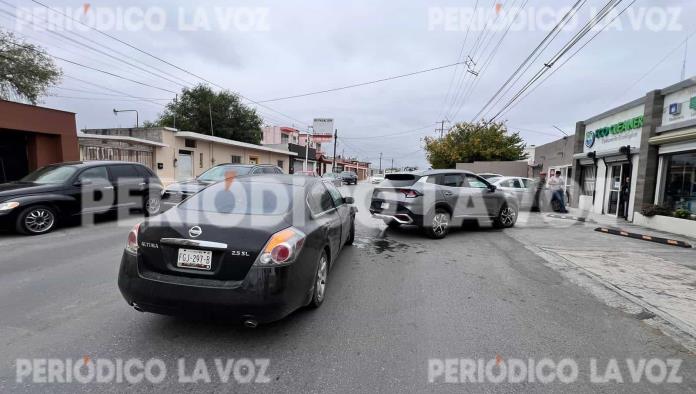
<box><xmin>586</xmin><ymin>115</ymin><xmax>644</xmax><ymax>148</ymax></box>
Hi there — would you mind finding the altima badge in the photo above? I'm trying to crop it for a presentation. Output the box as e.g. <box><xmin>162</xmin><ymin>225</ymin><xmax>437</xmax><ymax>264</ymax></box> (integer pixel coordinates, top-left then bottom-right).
<box><xmin>189</xmin><ymin>226</ymin><xmax>202</xmax><ymax>238</ymax></box>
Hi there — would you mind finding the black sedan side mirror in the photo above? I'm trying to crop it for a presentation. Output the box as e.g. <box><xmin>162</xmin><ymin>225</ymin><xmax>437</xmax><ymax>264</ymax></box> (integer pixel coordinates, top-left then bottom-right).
<box><xmin>74</xmin><ymin>179</ymin><xmax>92</xmax><ymax>187</ymax></box>
<box><xmin>343</xmin><ymin>196</ymin><xmax>355</xmax><ymax>204</ymax></box>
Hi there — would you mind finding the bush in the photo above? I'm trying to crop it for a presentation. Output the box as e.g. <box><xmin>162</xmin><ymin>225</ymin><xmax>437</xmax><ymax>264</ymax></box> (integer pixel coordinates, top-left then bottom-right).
<box><xmin>674</xmin><ymin>209</ymin><xmax>692</xmax><ymax>220</ymax></box>
<box><xmin>641</xmin><ymin>204</ymin><xmax>672</xmax><ymax>217</ymax></box>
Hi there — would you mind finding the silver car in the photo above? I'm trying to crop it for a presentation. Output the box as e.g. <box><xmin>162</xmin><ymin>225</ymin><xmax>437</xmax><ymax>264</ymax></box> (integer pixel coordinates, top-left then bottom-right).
<box><xmin>488</xmin><ymin>176</ymin><xmax>536</xmax><ymax>209</ymax></box>
<box><xmin>369</xmin><ymin>170</ymin><xmax>518</xmax><ymax>239</ymax></box>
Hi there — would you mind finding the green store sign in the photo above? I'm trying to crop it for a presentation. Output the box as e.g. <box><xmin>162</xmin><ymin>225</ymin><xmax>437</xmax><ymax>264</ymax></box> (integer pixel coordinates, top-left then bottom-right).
<box><xmin>585</xmin><ymin>115</ymin><xmax>643</xmax><ymax>148</ymax></box>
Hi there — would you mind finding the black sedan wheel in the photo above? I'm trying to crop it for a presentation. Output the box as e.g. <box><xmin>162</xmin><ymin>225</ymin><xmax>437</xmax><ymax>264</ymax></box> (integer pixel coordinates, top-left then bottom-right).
<box><xmin>425</xmin><ymin>208</ymin><xmax>450</xmax><ymax>239</ymax></box>
<box><xmin>309</xmin><ymin>251</ymin><xmax>329</xmax><ymax>308</ymax></box>
<box><xmin>346</xmin><ymin>218</ymin><xmax>355</xmax><ymax>245</ymax></box>
<box><xmin>16</xmin><ymin>205</ymin><xmax>57</xmax><ymax>235</ymax></box>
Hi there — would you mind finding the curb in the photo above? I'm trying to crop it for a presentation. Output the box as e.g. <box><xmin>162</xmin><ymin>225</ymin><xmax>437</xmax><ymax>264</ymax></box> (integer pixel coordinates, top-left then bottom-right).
<box><xmin>594</xmin><ymin>227</ymin><xmax>692</xmax><ymax>248</ymax></box>
<box><xmin>546</xmin><ymin>213</ymin><xmax>595</xmax><ymax>223</ymax></box>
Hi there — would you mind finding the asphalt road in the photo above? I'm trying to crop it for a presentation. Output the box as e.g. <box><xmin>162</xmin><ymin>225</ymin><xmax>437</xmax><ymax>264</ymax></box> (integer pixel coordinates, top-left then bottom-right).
<box><xmin>1</xmin><ymin>183</ymin><xmax>695</xmax><ymax>393</ymax></box>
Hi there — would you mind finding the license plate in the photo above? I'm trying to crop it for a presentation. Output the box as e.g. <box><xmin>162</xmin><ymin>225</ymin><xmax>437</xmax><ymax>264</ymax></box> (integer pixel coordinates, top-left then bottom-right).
<box><xmin>177</xmin><ymin>248</ymin><xmax>213</xmax><ymax>270</ymax></box>
<box><xmin>381</xmin><ymin>202</ymin><xmax>390</xmax><ymax>209</ymax></box>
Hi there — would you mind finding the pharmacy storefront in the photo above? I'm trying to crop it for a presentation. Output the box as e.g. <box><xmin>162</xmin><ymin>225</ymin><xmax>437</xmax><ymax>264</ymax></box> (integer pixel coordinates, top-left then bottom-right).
<box><xmin>574</xmin><ymin>101</ymin><xmax>644</xmax><ymax>221</ymax></box>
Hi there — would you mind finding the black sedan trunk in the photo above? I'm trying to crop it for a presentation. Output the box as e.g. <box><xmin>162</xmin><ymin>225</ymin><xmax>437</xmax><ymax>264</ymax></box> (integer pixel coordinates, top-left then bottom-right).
<box><xmin>138</xmin><ymin>211</ymin><xmax>291</xmax><ymax>281</ymax></box>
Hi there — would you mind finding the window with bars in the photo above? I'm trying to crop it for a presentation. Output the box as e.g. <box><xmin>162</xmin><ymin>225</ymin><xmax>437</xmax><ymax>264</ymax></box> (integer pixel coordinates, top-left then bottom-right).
<box><xmin>230</xmin><ymin>155</ymin><xmax>242</xmax><ymax>164</ymax></box>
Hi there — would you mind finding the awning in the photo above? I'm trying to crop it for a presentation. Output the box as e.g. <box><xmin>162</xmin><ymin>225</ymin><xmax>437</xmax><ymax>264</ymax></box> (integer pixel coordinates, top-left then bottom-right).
<box><xmin>649</xmin><ymin>128</ymin><xmax>696</xmax><ymax>145</ymax></box>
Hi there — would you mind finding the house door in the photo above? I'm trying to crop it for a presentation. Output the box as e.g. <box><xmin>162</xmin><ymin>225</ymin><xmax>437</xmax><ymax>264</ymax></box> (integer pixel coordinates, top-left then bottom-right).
<box><xmin>176</xmin><ymin>150</ymin><xmax>193</xmax><ymax>181</ymax></box>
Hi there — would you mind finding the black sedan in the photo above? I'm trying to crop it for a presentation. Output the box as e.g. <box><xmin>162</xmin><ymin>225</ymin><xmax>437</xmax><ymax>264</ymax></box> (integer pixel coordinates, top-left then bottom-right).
<box><xmin>118</xmin><ymin>175</ymin><xmax>356</xmax><ymax>326</ymax></box>
<box><xmin>0</xmin><ymin>161</ymin><xmax>162</xmax><ymax>235</ymax></box>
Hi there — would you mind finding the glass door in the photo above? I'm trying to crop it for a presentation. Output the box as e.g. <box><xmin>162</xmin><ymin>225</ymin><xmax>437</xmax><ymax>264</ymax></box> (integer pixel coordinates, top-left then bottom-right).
<box><xmin>606</xmin><ymin>165</ymin><xmax>621</xmax><ymax>215</ymax></box>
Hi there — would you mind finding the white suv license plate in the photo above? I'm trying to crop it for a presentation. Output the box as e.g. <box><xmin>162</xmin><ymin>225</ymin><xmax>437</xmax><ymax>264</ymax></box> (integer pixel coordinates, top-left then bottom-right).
<box><xmin>381</xmin><ymin>202</ymin><xmax>390</xmax><ymax>209</ymax></box>
<box><xmin>177</xmin><ymin>248</ymin><xmax>213</xmax><ymax>270</ymax></box>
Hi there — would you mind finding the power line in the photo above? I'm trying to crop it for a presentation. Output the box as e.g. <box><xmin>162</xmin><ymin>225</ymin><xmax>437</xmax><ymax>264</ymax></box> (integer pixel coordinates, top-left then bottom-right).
<box><xmin>28</xmin><ymin>0</ymin><xmax>311</xmax><ymax>127</ymax></box>
<box><xmin>448</xmin><ymin>0</ymin><xmax>528</xmax><ymax>121</ymax></box>
<box><xmin>0</xmin><ymin>3</ymin><xmax>194</xmax><ymax>89</ymax></box>
<box><xmin>256</xmin><ymin>62</ymin><xmax>466</xmax><ymax>103</ymax></box>
<box><xmin>496</xmin><ymin>0</ymin><xmax>638</xmax><ymax>120</ymax></box>
<box><xmin>488</xmin><ymin>0</ymin><xmax>625</xmax><ymax>122</ymax></box>
<box><xmin>4</xmin><ymin>40</ymin><xmax>179</xmax><ymax>94</ymax></box>
<box><xmin>470</xmin><ymin>0</ymin><xmax>587</xmax><ymax>122</ymax></box>
<box><xmin>339</xmin><ymin>124</ymin><xmax>435</xmax><ymax>140</ymax></box>
<box><xmin>438</xmin><ymin>0</ymin><xmax>480</xmax><ymax>120</ymax></box>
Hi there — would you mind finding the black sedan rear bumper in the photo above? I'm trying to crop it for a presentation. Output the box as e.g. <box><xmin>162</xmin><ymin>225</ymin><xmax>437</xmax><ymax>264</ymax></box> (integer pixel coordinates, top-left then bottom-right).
<box><xmin>117</xmin><ymin>251</ymin><xmax>317</xmax><ymax>323</ymax></box>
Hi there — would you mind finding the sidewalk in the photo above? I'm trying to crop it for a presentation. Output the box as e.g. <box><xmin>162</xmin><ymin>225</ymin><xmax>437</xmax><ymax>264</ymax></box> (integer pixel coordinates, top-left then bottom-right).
<box><xmin>510</xmin><ymin>212</ymin><xmax>696</xmax><ymax>347</ymax></box>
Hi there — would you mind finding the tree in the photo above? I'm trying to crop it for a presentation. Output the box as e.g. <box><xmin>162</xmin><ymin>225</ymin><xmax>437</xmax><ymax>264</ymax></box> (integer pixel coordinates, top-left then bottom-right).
<box><xmin>424</xmin><ymin>121</ymin><xmax>526</xmax><ymax>169</ymax></box>
<box><xmin>0</xmin><ymin>30</ymin><xmax>62</xmax><ymax>104</ymax></box>
<box><xmin>152</xmin><ymin>84</ymin><xmax>264</xmax><ymax>144</ymax></box>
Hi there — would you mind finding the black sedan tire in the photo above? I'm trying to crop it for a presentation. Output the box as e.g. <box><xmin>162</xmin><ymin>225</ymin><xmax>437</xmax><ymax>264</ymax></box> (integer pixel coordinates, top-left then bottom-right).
<box><xmin>16</xmin><ymin>205</ymin><xmax>58</xmax><ymax>235</ymax></box>
<box><xmin>308</xmin><ymin>250</ymin><xmax>329</xmax><ymax>308</ymax></box>
<box><xmin>346</xmin><ymin>218</ymin><xmax>355</xmax><ymax>245</ymax></box>
<box><xmin>424</xmin><ymin>208</ymin><xmax>450</xmax><ymax>239</ymax></box>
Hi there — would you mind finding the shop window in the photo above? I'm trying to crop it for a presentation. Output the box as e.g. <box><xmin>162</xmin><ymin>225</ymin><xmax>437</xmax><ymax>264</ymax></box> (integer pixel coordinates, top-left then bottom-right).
<box><xmin>663</xmin><ymin>151</ymin><xmax>696</xmax><ymax>214</ymax></box>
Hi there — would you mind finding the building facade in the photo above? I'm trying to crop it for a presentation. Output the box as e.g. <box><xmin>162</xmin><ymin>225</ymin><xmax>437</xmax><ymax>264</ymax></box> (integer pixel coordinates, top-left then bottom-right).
<box><xmin>80</xmin><ymin>127</ymin><xmax>296</xmax><ymax>184</ymax></box>
<box><xmin>571</xmin><ymin>77</ymin><xmax>696</xmax><ymax>236</ymax></box>
<box><xmin>0</xmin><ymin>100</ymin><xmax>79</xmax><ymax>182</ymax></box>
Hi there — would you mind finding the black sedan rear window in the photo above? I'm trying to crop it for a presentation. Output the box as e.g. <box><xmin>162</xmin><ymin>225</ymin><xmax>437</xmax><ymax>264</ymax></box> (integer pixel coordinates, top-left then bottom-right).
<box><xmin>178</xmin><ymin>181</ymin><xmax>294</xmax><ymax>215</ymax></box>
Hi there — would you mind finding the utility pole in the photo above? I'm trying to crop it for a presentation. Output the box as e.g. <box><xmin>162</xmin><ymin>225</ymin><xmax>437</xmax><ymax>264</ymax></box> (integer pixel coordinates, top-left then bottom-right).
<box><xmin>173</xmin><ymin>94</ymin><xmax>177</xmax><ymax>129</ymax></box>
<box><xmin>304</xmin><ymin>127</ymin><xmax>312</xmax><ymax>172</ymax></box>
<box><xmin>332</xmin><ymin>129</ymin><xmax>338</xmax><ymax>173</ymax></box>
<box><xmin>681</xmin><ymin>37</ymin><xmax>688</xmax><ymax>81</ymax></box>
<box><xmin>379</xmin><ymin>152</ymin><xmax>382</xmax><ymax>173</ymax></box>
<box><xmin>436</xmin><ymin>120</ymin><xmax>448</xmax><ymax>138</ymax></box>
<box><xmin>391</xmin><ymin>158</ymin><xmax>394</xmax><ymax>171</ymax></box>
<box><xmin>208</xmin><ymin>103</ymin><xmax>214</xmax><ymax>136</ymax></box>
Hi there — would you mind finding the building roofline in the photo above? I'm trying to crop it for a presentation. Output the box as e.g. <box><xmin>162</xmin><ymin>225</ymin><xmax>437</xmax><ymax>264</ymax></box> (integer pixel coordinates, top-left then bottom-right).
<box><xmin>0</xmin><ymin>99</ymin><xmax>76</xmax><ymax>115</ymax></box>
<box><xmin>175</xmin><ymin>131</ymin><xmax>298</xmax><ymax>156</ymax></box>
<box><xmin>77</xmin><ymin>132</ymin><xmax>169</xmax><ymax>147</ymax></box>
<box><xmin>661</xmin><ymin>76</ymin><xmax>696</xmax><ymax>95</ymax></box>
<box><xmin>583</xmin><ymin>96</ymin><xmax>646</xmax><ymax>124</ymax></box>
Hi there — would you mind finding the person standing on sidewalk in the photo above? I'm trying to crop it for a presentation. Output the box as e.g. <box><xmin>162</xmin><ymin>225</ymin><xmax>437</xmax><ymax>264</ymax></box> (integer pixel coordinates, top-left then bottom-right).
<box><xmin>549</xmin><ymin>170</ymin><xmax>568</xmax><ymax>213</ymax></box>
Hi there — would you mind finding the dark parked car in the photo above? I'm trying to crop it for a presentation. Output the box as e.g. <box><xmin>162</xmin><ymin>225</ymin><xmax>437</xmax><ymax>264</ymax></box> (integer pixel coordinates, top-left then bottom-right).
<box><xmin>161</xmin><ymin>164</ymin><xmax>283</xmax><ymax>210</ymax></box>
<box><xmin>118</xmin><ymin>175</ymin><xmax>357</xmax><ymax>326</ymax></box>
<box><xmin>340</xmin><ymin>171</ymin><xmax>358</xmax><ymax>185</ymax></box>
<box><xmin>0</xmin><ymin>161</ymin><xmax>163</xmax><ymax>235</ymax></box>
<box><xmin>369</xmin><ymin>170</ymin><xmax>518</xmax><ymax>239</ymax></box>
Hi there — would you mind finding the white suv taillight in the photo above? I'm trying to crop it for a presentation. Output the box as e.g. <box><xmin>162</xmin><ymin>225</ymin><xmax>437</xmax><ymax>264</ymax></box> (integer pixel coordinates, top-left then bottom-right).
<box><xmin>255</xmin><ymin>227</ymin><xmax>306</xmax><ymax>266</ymax></box>
<box><xmin>125</xmin><ymin>223</ymin><xmax>141</xmax><ymax>255</ymax></box>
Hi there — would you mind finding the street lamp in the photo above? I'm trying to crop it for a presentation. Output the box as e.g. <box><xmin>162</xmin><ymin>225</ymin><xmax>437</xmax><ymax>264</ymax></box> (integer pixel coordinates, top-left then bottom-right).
<box><xmin>113</xmin><ymin>109</ymin><xmax>139</xmax><ymax>128</ymax></box>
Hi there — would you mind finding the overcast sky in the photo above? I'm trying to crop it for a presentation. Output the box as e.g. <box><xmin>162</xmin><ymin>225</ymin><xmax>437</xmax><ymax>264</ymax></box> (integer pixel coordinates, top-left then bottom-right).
<box><xmin>2</xmin><ymin>0</ymin><xmax>695</xmax><ymax>169</ymax></box>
